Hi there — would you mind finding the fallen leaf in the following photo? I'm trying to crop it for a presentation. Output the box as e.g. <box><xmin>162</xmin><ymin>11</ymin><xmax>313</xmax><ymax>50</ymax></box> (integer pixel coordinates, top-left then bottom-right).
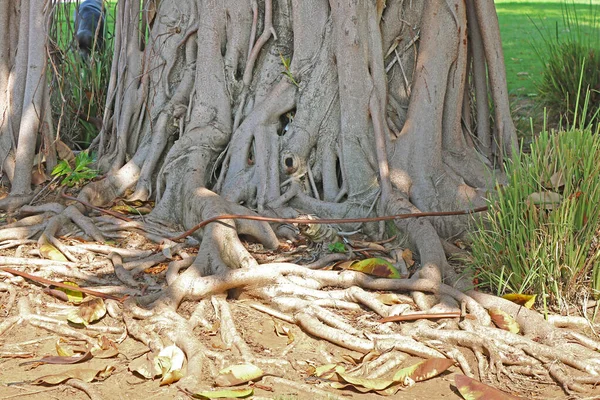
<box><xmin>377</xmin><ymin>293</ymin><xmax>407</xmax><ymax>305</ymax></box>
<box><xmin>25</xmin><ymin>350</ymin><xmax>92</xmax><ymax>365</ymax></box>
<box><xmin>111</xmin><ymin>204</ymin><xmax>139</xmax><ymax>214</ymax></box>
<box><xmin>43</xmin><ymin>288</ymin><xmax>70</xmax><ymax>302</ymax></box>
<box><xmin>338</xmin><ymin>258</ymin><xmax>401</xmax><ymax>278</ymax></box>
<box><xmin>351</xmin><ymin>240</ymin><xmax>386</xmax><ymax>252</ymax></box>
<box><xmin>33</xmin><ymin>365</ymin><xmax>114</xmax><ymax>385</ymax></box>
<box><xmin>39</xmin><ymin>243</ymin><xmax>68</xmax><ymax>262</ymax></box>
<box><xmin>376</xmin><ymin>0</ymin><xmax>386</xmax><ymax>20</ymax></box>
<box><xmin>341</xmin><ymin>351</ymin><xmax>379</xmax><ymax>366</ymax></box>
<box><xmin>327</xmin><ymin>358</ymin><xmax>454</xmax><ymax>395</ymax></box>
<box><xmin>56</xmin><ymin>140</ymin><xmax>76</xmax><ymax>164</ymax></box>
<box><xmin>31</xmin><ymin>169</ymin><xmax>49</xmax><ymax>185</ymax></box>
<box><xmin>67</xmin><ymin>296</ymin><xmax>106</xmax><ymax>326</ymax></box>
<box><xmin>155</xmin><ymin>344</ymin><xmax>185</xmax><ymax>385</ymax></box>
<box><xmin>489</xmin><ymin>308</ymin><xmax>520</xmax><ymax>334</ymax></box>
<box><xmin>393</xmin><ymin>358</ymin><xmax>454</xmax><ymax>383</ymax></box>
<box><xmin>311</xmin><ymin>363</ymin><xmax>340</xmax><ymax>379</ymax></box>
<box><xmin>526</xmin><ymin>191</ymin><xmax>562</xmax><ymax>210</ymax></box>
<box><xmin>331</xmin><ymin>372</ymin><xmax>394</xmax><ymax>392</ymax></box>
<box><xmin>549</xmin><ymin>171</ymin><xmax>565</xmax><ymax>189</ymax></box>
<box><xmin>501</xmin><ymin>293</ymin><xmax>537</xmax><ymax>309</ymax></box>
<box><xmin>402</xmin><ymin>249</ymin><xmax>415</xmax><ymax>266</ymax></box>
<box><xmin>216</xmin><ymin>364</ymin><xmax>264</xmax><ymax>386</ymax></box>
<box><xmin>191</xmin><ymin>388</ymin><xmax>253</xmax><ymax>399</ymax></box>
<box><xmin>91</xmin><ymin>336</ymin><xmax>119</xmax><ymax>358</ymax></box>
<box><xmin>273</xmin><ymin>319</ymin><xmax>294</xmax><ymax>344</ymax></box>
<box><xmin>129</xmin><ymin>352</ymin><xmax>161</xmax><ymax>379</ymax></box>
<box><xmin>455</xmin><ymin>374</ymin><xmax>524</xmax><ymax>399</ymax></box>
<box><xmin>56</xmin><ymin>281</ymin><xmax>84</xmax><ymax>304</ymax></box>
<box><xmin>56</xmin><ymin>338</ymin><xmax>74</xmax><ymax>357</ymax></box>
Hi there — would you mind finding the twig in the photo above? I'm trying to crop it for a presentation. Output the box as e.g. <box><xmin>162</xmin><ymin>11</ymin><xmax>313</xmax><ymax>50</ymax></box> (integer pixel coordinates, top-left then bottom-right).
<box><xmin>0</xmin><ymin>267</ymin><xmax>127</xmax><ymax>302</ymax></box>
<box><xmin>60</xmin><ymin>192</ymin><xmax>132</xmax><ymax>222</ymax></box>
<box><xmin>171</xmin><ymin>206</ymin><xmax>488</xmax><ymax>241</ymax></box>
<box><xmin>378</xmin><ymin>312</ymin><xmax>462</xmax><ymax>323</ymax></box>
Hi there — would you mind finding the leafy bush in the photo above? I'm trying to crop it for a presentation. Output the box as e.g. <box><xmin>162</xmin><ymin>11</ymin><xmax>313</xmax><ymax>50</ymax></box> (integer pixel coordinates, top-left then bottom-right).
<box><xmin>533</xmin><ymin>1</ymin><xmax>600</xmax><ymax>129</ymax></box>
<box><xmin>468</xmin><ymin>128</ymin><xmax>600</xmax><ymax>313</ymax></box>
<box><xmin>52</xmin><ymin>151</ymin><xmax>99</xmax><ymax>187</ymax></box>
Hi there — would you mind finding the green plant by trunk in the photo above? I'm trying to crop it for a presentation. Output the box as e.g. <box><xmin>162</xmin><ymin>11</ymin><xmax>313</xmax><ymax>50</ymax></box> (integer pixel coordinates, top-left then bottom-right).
<box><xmin>52</xmin><ymin>151</ymin><xmax>99</xmax><ymax>187</ymax></box>
<box><xmin>468</xmin><ymin>127</ymin><xmax>600</xmax><ymax>312</ymax></box>
<box><xmin>48</xmin><ymin>1</ymin><xmax>115</xmax><ymax>148</ymax></box>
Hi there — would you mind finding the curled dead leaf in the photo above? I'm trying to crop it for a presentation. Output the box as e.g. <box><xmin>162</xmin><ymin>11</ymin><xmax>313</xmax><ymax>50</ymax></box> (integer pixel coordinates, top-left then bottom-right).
<box><xmin>129</xmin><ymin>352</ymin><xmax>161</xmax><ymax>379</ymax></box>
<box><xmin>67</xmin><ymin>296</ymin><xmax>106</xmax><ymax>326</ymax></box>
<box><xmin>489</xmin><ymin>308</ymin><xmax>520</xmax><ymax>334</ymax></box>
<box><xmin>155</xmin><ymin>344</ymin><xmax>185</xmax><ymax>385</ymax></box>
<box><xmin>216</xmin><ymin>364</ymin><xmax>263</xmax><ymax>386</ymax></box>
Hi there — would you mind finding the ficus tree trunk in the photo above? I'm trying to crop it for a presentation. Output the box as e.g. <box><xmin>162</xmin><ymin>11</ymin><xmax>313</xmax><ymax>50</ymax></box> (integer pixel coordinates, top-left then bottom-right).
<box><xmin>1</xmin><ymin>0</ymin><xmax>598</xmax><ymax>395</ymax></box>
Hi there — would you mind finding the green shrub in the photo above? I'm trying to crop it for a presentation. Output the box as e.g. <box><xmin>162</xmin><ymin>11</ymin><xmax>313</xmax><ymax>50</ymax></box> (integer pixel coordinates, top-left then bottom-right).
<box><xmin>533</xmin><ymin>1</ymin><xmax>600</xmax><ymax>129</ymax></box>
<box><xmin>468</xmin><ymin>128</ymin><xmax>600</xmax><ymax>312</ymax></box>
<box><xmin>52</xmin><ymin>151</ymin><xmax>99</xmax><ymax>187</ymax></box>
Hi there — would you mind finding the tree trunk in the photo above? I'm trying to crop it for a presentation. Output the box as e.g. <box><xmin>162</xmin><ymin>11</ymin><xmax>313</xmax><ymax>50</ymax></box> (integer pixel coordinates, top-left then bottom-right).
<box><xmin>3</xmin><ymin>0</ymin><xmax>599</xmax><ymax>395</ymax></box>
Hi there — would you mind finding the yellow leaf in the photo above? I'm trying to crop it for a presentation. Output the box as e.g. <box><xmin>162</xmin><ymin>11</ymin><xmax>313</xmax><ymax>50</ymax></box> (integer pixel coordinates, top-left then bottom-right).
<box><xmin>40</xmin><ymin>243</ymin><xmax>68</xmax><ymax>262</ymax></box>
<box><xmin>57</xmin><ymin>281</ymin><xmax>84</xmax><ymax>304</ymax></box>
<box><xmin>392</xmin><ymin>358</ymin><xmax>454</xmax><ymax>383</ymax></box>
<box><xmin>55</xmin><ymin>338</ymin><xmax>73</xmax><ymax>357</ymax></box>
<box><xmin>489</xmin><ymin>308</ymin><xmax>520</xmax><ymax>334</ymax></box>
<box><xmin>377</xmin><ymin>293</ymin><xmax>405</xmax><ymax>305</ymax></box>
<box><xmin>312</xmin><ymin>363</ymin><xmax>340</xmax><ymax>379</ymax></box>
<box><xmin>343</xmin><ymin>258</ymin><xmax>401</xmax><ymax>278</ymax></box>
<box><xmin>502</xmin><ymin>293</ymin><xmax>537</xmax><ymax>309</ymax></box>
<box><xmin>273</xmin><ymin>319</ymin><xmax>294</xmax><ymax>344</ymax></box>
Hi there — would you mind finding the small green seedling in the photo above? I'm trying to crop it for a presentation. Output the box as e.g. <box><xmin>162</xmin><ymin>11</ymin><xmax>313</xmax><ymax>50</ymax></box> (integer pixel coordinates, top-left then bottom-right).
<box><xmin>280</xmin><ymin>53</ymin><xmax>299</xmax><ymax>87</ymax></box>
<box><xmin>328</xmin><ymin>242</ymin><xmax>346</xmax><ymax>253</ymax></box>
<box><xmin>52</xmin><ymin>151</ymin><xmax>99</xmax><ymax>187</ymax></box>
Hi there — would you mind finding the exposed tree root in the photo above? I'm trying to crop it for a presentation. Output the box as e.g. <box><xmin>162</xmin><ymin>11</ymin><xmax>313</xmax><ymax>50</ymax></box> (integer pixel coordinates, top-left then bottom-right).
<box><xmin>1</xmin><ymin>0</ymin><xmax>598</xmax><ymax>397</ymax></box>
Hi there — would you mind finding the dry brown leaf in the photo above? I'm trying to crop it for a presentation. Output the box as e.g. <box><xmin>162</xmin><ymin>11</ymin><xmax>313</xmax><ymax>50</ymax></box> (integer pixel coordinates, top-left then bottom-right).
<box><xmin>526</xmin><ymin>191</ymin><xmax>562</xmax><ymax>210</ymax></box>
<box><xmin>67</xmin><ymin>296</ymin><xmax>106</xmax><ymax>326</ymax></box>
<box><xmin>33</xmin><ymin>365</ymin><xmax>114</xmax><ymax>385</ymax></box>
<box><xmin>489</xmin><ymin>308</ymin><xmax>520</xmax><ymax>334</ymax></box>
<box><xmin>216</xmin><ymin>364</ymin><xmax>263</xmax><ymax>386</ymax></box>
<box><xmin>402</xmin><ymin>249</ymin><xmax>415</xmax><ymax>266</ymax></box>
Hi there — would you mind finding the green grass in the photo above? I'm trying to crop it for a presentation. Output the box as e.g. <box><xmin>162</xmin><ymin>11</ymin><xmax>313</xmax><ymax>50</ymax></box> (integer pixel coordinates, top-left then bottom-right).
<box><xmin>468</xmin><ymin>126</ymin><xmax>600</xmax><ymax>312</ymax></box>
<box><xmin>495</xmin><ymin>0</ymin><xmax>600</xmax><ymax>96</ymax></box>
<box><xmin>48</xmin><ymin>1</ymin><xmax>117</xmax><ymax>148</ymax></box>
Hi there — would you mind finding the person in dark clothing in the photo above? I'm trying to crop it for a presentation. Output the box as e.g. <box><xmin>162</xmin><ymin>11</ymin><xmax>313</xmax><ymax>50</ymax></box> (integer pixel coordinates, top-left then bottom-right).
<box><xmin>74</xmin><ymin>0</ymin><xmax>104</xmax><ymax>60</ymax></box>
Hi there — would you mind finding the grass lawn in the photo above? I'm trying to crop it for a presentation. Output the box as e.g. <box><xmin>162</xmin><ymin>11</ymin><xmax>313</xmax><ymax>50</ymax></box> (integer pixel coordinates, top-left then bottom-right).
<box><xmin>495</xmin><ymin>0</ymin><xmax>600</xmax><ymax>97</ymax></box>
